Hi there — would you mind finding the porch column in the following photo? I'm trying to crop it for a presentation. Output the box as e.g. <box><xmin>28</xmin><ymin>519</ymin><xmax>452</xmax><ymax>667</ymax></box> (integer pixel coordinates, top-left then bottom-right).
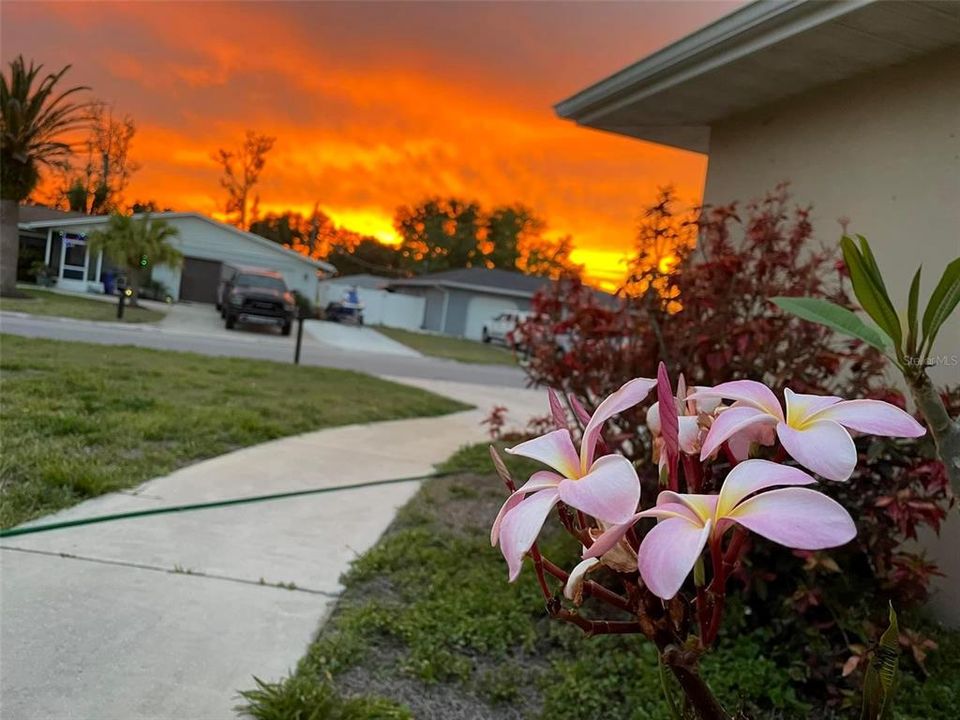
<box><xmin>44</xmin><ymin>228</ymin><xmax>52</xmax><ymax>265</ymax></box>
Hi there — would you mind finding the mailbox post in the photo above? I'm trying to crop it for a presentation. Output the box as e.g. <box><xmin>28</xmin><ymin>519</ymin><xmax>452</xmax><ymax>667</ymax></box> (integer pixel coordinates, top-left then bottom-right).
<box><xmin>294</xmin><ymin>306</ymin><xmax>306</xmax><ymax>365</ymax></box>
<box><xmin>116</xmin><ymin>275</ymin><xmax>128</xmax><ymax>319</ymax></box>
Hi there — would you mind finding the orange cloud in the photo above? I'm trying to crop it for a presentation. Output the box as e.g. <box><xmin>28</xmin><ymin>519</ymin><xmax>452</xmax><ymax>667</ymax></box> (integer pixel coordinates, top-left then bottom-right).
<box><xmin>2</xmin><ymin>1</ymin><xmax>739</xmax><ymax>285</ymax></box>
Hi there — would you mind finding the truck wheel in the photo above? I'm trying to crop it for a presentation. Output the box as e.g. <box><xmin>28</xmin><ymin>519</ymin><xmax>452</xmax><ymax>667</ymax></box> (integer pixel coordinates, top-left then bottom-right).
<box><xmin>225</xmin><ymin>313</ymin><xmax>236</xmax><ymax>329</ymax></box>
<box><xmin>281</xmin><ymin>321</ymin><xmax>292</xmax><ymax>336</ymax></box>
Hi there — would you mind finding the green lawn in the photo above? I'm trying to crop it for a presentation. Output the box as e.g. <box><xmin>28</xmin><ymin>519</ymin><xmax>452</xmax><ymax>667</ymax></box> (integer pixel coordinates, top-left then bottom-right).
<box><xmin>0</xmin><ymin>288</ymin><xmax>165</xmax><ymax>323</ymax></box>
<box><xmin>0</xmin><ymin>335</ymin><xmax>469</xmax><ymax>528</ymax></box>
<box><xmin>238</xmin><ymin>443</ymin><xmax>960</xmax><ymax>720</ymax></box>
<box><xmin>375</xmin><ymin>326</ymin><xmax>517</xmax><ymax>365</ymax></box>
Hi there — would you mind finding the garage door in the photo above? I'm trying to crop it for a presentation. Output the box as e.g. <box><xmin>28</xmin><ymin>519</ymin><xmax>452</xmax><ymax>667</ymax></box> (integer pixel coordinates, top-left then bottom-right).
<box><xmin>179</xmin><ymin>257</ymin><xmax>222</xmax><ymax>303</ymax></box>
<box><xmin>464</xmin><ymin>295</ymin><xmax>519</xmax><ymax>341</ymax></box>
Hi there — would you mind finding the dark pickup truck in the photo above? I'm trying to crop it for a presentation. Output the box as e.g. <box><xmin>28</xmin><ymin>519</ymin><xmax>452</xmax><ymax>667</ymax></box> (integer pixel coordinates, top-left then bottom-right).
<box><xmin>220</xmin><ymin>267</ymin><xmax>297</xmax><ymax>335</ymax></box>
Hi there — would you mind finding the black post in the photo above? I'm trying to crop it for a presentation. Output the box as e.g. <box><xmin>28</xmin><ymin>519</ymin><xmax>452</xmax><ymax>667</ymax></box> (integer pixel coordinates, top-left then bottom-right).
<box><xmin>294</xmin><ymin>314</ymin><xmax>305</xmax><ymax>365</ymax></box>
<box><xmin>116</xmin><ymin>275</ymin><xmax>127</xmax><ymax>319</ymax></box>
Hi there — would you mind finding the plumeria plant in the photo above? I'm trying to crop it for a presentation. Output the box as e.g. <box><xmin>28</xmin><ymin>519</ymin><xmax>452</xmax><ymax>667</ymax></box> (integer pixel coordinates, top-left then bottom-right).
<box><xmin>773</xmin><ymin>235</ymin><xmax>959</xmax><ymax>491</ymax></box>
<box><xmin>489</xmin><ymin>363</ymin><xmax>925</xmax><ymax>720</ymax></box>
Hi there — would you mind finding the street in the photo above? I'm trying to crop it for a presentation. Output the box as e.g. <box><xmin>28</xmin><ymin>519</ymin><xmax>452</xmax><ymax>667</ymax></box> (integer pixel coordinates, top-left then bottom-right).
<box><xmin>0</xmin><ymin>311</ymin><xmax>529</xmax><ymax>388</ymax></box>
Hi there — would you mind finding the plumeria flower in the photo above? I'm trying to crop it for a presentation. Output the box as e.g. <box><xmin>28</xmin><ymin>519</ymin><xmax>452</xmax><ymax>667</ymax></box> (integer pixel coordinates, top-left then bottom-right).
<box><xmin>490</xmin><ymin>377</ymin><xmax>656</xmax><ymax>581</ymax></box>
<box><xmin>688</xmin><ymin>380</ymin><xmax>925</xmax><ymax>481</ymax></box>
<box><xmin>646</xmin><ymin>386</ymin><xmax>721</xmax><ymax>468</ymax></box>
<box><xmin>585</xmin><ymin>459</ymin><xmax>857</xmax><ymax>599</ymax></box>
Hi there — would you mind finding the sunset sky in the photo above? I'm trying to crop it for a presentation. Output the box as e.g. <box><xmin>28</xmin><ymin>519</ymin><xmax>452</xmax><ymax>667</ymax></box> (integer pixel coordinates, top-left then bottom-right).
<box><xmin>3</xmin><ymin>1</ymin><xmax>741</xmax><ymax>286</ymax></box>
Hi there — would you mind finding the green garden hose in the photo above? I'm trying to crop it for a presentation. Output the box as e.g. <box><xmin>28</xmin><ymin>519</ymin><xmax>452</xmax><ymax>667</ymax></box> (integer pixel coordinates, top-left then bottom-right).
<box><xmin>0</xmin><ymin>471</ymin><xmax>451</xmax><ymax>539</ymax></box>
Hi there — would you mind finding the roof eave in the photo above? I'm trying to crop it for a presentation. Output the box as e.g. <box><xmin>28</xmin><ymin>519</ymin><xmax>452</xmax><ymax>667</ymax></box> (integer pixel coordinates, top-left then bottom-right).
<box><xmin>553</xmin><ymin>0</ymin><xmax>876</xmax><ymax>152</ymax></box>
<box><xmin>555</xmin><ymin>0</ymin><xmax>870</xmax><ymax>117</ymax></box>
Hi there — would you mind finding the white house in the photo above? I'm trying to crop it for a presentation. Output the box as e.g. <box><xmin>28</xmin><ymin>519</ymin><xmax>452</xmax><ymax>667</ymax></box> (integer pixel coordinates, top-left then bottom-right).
<box><xmin>556</xmin><ymin>0</ymin><xmax>960</xmax><ymax>622</ymax></box>
<box><xmin>17</xmin><ymin>209</ymin><xmax>334</xmax><ymax>303</ymax></box>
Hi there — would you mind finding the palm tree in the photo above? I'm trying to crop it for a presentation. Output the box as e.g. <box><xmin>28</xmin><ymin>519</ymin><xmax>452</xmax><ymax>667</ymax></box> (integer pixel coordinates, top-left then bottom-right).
<box><xmin>88</xmin><ymin>213</ymin><xmax>183</xmax><ymax>304</ymax></box>
<box><xmin>1</xmin><ymin>56</ymin><xmax>89</xmax><ymax>296</ymax></box>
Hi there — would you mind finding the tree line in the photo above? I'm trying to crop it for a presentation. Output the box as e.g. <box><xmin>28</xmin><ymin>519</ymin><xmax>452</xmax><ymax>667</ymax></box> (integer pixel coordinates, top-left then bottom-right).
<box><xmin>216</xmin><ymin>129</ymin><xmax>584</xmax><ymax>279</ymax></box>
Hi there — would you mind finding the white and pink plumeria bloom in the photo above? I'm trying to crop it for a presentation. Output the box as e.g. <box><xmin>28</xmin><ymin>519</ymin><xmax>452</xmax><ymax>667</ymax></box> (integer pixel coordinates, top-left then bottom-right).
<box><xmin>646</xmin><ymin>388</ymin><xmax>721</xmax><ymax>467</ymax></box>
<box><xmin>688</xmin><ymin>380</ymin><xmax>926</xmax><ymax>481</ymax></box>
<box><xmin>584</xmin><ymin>459</ymin><xmax>857</xmax><ymax>599</ymax></box>
<box><xmin>491</xmin><ymin>377</ymin><xmax>656</xmax><ymax>581</ymax></box>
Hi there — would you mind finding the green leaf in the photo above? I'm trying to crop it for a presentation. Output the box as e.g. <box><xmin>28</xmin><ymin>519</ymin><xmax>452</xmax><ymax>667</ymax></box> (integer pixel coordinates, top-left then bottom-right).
<box><xmin>771</xmin><ymin>296</ymin><xmax>891</xmax><ymax>352</ymax></box>
<box><xmin>860</xmin><ymin>603</ymin><xmax>900</xmax><ymax>720</ymax></box>
<box><xmin>921</xmin><ymin>257</ymin><xmax>960</xmax><ymax>358</ymax></box>
<box><xmin>857</xmin><ymin>235</ymin><xmax>891</xmax><ymax>296</ymax></box>
<box><xmin>841</xmin><ymin>236</ymin><xmax>902</xmax><ymax>352</ymax></box>
<box><xmin>906</xmin><ymin>266</ymin><xmax>922</xmax><ymax>356</ymax></box>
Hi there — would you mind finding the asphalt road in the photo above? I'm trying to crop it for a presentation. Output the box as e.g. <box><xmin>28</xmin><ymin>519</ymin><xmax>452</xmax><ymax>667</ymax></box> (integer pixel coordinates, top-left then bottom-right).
<box><xmin>0</xmin><ymin>312</ymin><xmax>530</xmax><ymax>388</ymax></box>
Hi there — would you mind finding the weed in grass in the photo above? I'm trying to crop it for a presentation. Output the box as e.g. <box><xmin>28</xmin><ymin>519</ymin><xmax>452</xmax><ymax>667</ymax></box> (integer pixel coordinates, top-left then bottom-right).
<box><xmin>238</xmin><ymin>675</ymin><xmax>412</xmax><ymax>720</ymax></box>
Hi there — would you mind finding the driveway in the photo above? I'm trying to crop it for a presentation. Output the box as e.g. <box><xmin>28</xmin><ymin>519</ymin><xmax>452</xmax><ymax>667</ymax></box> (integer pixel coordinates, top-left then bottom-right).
<box><xmin>0</xmin><ymin>379</ymin><xmax>546</xmax><ymax>720</ymax></box>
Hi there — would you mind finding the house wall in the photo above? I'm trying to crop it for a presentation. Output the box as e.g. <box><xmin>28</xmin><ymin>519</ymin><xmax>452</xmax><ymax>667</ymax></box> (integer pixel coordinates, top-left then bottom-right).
<box><xmin>703</xmin><ymin>46</ymin><xmax>959</xmax><ymax>386</ymax></box>
<box><xmin>443</xmin><ymin>289</ymin><xmax>531</xmax><ymax>340</ymax></box>
<box><xmin>702</xmin><ymin>46</ymin><xmax>960</xmax><ymax>625</ymax></box>
<box><xmin>164</xmin><ymin>217</ymin><xmax>320</xmax><ymax>303</ymax></box>
<box><xmin>393</xmin><ymin>286</ymin><xmax>533</xmax><ymax>337</ymax></box>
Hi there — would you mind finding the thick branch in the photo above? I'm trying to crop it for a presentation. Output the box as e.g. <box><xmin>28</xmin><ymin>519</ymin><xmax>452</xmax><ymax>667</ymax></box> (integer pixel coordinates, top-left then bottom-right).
<box><xmin>661</xmin><ymin>646</ymin><xmax>730</xmax><ymax>720</ymax></box>
<box><xmin>909</xmin><ymin>371</ymin><xmax>960</xmax><ymax>494</ymax></box>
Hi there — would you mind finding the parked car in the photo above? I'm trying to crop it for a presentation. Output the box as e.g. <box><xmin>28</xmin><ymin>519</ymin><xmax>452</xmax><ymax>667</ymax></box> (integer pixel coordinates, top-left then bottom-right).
<box><xmin>221</xmin><ymin>267</ymin><xmax>297</xmax><ymax>335</ymax></box>
<box><xmin>482</xmin><ymin>311</ymin><xmax>531</xmax><ymax>347</ymax></box>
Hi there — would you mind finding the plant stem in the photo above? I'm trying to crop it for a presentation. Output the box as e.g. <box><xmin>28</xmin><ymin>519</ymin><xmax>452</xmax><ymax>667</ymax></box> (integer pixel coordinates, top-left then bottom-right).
<box><xmin>661</xmin><ymin>646</ymin><xmax>730</xmax><ymax>720</ymax></box>
<box><xmin>908</xmin><ymin>370</ymin><xmax>960</xmax><ymax>494</ymax></box>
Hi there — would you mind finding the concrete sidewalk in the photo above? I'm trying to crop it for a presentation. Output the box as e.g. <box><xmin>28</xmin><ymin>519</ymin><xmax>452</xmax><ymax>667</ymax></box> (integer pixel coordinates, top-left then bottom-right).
<box><xmin>0</xmin><ymin>379</ymin><xmax>546</xmax><ymax>720</ymax></box>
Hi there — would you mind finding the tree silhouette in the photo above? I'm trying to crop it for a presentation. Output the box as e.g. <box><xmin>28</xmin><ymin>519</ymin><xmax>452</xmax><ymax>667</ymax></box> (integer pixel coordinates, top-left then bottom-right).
<box><xmin>213</xmin><ymin>130</ymin><xmax>275</xmax><ymax>229</ymax></box>
<box><xmin>1</xmin><ymin>55</ymin><xmax>89</xmax><ymax>295</ymax></box>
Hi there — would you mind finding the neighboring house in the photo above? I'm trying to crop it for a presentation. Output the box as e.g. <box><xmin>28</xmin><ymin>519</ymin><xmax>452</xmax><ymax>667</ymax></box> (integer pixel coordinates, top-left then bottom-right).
<box><xmin>556</xmin><ymin>0</ymin><xmax>959</xmax><ymax>623</ymax></box>
<box><xmin>17</xmin><ymin>210</ymin><xmax>335</xmax><ymax>303</ymax></box>
<box><xmin>388</xmin><ymin>268</ymin><xmax>556</xmax><ymax>341</ymax></box>
<box><xmin>318</xmin><ymin>273</ymin><xmax>425</xmax><ymax>330</ymax></box>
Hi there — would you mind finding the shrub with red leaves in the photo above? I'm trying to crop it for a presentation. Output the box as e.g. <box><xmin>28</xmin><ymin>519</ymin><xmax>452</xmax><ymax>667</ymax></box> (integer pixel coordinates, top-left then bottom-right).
<box><xmin>519</xmin><ymin>184</ymin><xmax>955</xmax><ymax>706</ymax></box>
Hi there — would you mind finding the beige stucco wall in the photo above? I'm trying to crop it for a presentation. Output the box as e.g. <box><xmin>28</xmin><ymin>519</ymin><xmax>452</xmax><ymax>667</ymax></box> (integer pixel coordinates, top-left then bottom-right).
<box><xmin>702</xmin><ymin>45</ymin><xmax>960</xmax><ymax>625</ymax></box>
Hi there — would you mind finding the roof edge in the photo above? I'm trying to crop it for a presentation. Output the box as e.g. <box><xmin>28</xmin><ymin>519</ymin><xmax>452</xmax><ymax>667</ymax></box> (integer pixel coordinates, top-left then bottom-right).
<box><xmin>554</xmin><ymin>0</ymin><xmax>872</xmax><ymax>125</ymax></box>
<box><xmin>387</xmin><ymin>278</ymin><xmax>538</xmax><ymax>299</ymax></box>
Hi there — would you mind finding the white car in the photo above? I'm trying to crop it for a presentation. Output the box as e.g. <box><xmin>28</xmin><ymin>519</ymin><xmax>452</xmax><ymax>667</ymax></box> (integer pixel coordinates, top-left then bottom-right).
<box><xmin>482</xmin><ymin>311</ymin><xmax>531</xmax><ymax>347</ymax></box>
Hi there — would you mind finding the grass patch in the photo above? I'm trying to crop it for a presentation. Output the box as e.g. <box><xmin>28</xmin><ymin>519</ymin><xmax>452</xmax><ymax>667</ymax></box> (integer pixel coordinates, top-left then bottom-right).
<box><xmin>374</xmin><ymin>326</ymin><xmax>517</xmax><ymax>366</ymax></box>
<box><xmin>239</xmin><ymin>443</ymin><xmax>960</xmax><ymax>720</ymax></box>
<box><xmin>0</xmin><ymin>288</ymin><xmax>165</xmax><ymax>323</ymax></box>
<box><xmin>0</xmin><ymin>335</ymin><xmax>468</xmax><ymax>528</ymax></box>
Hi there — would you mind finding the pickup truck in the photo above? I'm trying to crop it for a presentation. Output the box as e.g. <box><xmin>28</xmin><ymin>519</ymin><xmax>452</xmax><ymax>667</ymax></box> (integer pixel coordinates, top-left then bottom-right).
<box><xmin>221</xmin><ymin>267</ymin><xmax>297</xmax><ymax>335</ymax></box>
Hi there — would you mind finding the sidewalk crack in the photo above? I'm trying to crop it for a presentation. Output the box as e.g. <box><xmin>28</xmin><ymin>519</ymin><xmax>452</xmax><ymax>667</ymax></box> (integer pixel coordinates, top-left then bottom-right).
<box><xmin>0</xmin><ymin>545</ymin><xmax>340</xmax><ymax>598</ymax></box>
